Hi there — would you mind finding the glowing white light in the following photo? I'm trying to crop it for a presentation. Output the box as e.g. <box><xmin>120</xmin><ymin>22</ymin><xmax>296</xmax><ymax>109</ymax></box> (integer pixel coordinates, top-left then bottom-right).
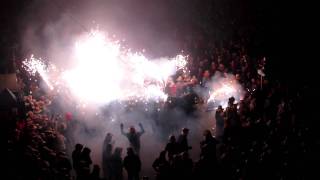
<box><xmin>22</xmin><ymin>55</ymin><xmax>54</xmax><ymax>90</ymax></box>
<box><xmin>62</xmin><ymin>31</ymin><xmax>123</xmax><ymax>103</ymax></box>
<box><xmin>208</xmin><ymin>77</ymin><xmax>244</xmax><ymax>108</ymax></box>
<box><xmin>24</xmin><ymin>30</ymin><xmax>187</xmax><ymax>105</ymax></box>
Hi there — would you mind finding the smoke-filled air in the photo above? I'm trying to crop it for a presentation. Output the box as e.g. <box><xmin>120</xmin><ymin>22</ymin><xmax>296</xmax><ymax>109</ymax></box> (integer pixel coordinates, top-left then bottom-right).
<box><xmin>21</xmin><ymin>28</ymin><xmax>244</xmax><ymax>177</ymax></box>
<box><xmin>4</xmin><ymin>0</ymin><xmax>311</xmax><ymax>180</ymax></box>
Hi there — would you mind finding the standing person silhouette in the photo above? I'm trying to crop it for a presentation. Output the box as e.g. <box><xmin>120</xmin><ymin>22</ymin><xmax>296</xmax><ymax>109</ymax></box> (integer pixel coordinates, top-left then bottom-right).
<box><xmin>120</xmin><ymin>123</ymin><xmax>145</xmax><ymax>155</ymax></box>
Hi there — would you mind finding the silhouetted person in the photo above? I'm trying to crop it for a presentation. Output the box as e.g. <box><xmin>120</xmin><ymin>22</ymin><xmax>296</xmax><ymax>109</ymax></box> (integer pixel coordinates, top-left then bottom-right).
<box><xmin>123</xmin><ymin>147</ymin><xmax>141</xmax><ymax>180</ymax></box>
<box><xmin>165</xmin><ymin>135</ymin><xmax>179</xmax><ymax>162</ymax></box>
<box><xmin>215</xmin><ymin>105</ymin><xmax>225</xmax><ymax>142</ymax></box>
<box><xmin>72</xmin><ymin>143</ymin><xmax>83</xmax><ymax>175</ymax></box>
<box><xmin>225</xmin><ymin>97</ymin><xmax>240</xmax><ymax>129</ymax></box>
<box><xmin>89</xmin><ymin>164</ymin><xmax>101</xmax><ymax>180</ymax></box>
<box><xmin>152</xmin><ymin>151</ymin><xmax>170</xmax><ymax>180</ymax></box>
<box><xmin>180</xmin><ymin>152</ymin><xmax>193</xmax><ymax>180</ymax></box>
<box><xmin>177</xmin><ymin>128</ymin><xmax>191</xmax><ymax>153</ymax></box>
<box><xmin>200</xmin><ymin>130</ymin><xmax>217</xmax><ymax>161</ymax></box>
<box><xmin>120</xmin><ymin>123</ymin><xmax>145</xmax><ymax>155</ymax></box>
<box><xmin>102</xmin><ymin>143</ymin><xmax>113</xmax><ymax>180</ymax></box>
<box><xmin>198</xmin><ymin>130</ymin><xmax>217</xmax><ymax>179</ymax></box>
<box><xmin>79</xmin><ymin>147</ymin><xmax>92</xmax><ymax>169</ymax></box>
<box><xmin>110</xmin><ymin>147</ymin><xmax>123</xmax><ymax>180</ymax></box>
<box><xmin>171</xmin><ymin>153</ymin><xmax>183</xmax><ymax>180</ymax></box>
<box><xmin>77</xmin><ymin>147</ymin><xmax>92</xmax><ymax>180</ymax></box>
<box><xmin>103</xmin><ymin>133</ymin><xmax>113</xmax><ymax>151</ymax></box>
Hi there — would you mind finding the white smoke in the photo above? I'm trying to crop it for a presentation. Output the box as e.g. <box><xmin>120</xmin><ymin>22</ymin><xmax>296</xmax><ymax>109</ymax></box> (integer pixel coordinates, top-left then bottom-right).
<box><xmin>207</xmin><ymin>72</ymin><xmax>245</xmax><ymax>108</ymax></box>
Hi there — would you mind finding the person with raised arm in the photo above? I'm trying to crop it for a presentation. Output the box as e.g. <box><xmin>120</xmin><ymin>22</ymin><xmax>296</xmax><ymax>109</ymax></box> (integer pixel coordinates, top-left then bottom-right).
<box><xmin>120</xmin><ymin>123</ymin><xmax>145</xmax><ymax>155</ymax></box>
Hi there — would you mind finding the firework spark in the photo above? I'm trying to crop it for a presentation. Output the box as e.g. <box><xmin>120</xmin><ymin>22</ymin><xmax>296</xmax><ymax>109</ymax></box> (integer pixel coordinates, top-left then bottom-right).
<box><xmin>22</xmin><ymin>55</ymin><xmax>54</xmax><ymax>90</ymax></box>
<box><xmin>23</xmin><ymin>30</ymin><xmax>187</xmax><ymax>105</ymax></box>
<box><xmin>207</xmin><ymin>75</ymin><xmax>244</xmax><ymax>108</ymax></box>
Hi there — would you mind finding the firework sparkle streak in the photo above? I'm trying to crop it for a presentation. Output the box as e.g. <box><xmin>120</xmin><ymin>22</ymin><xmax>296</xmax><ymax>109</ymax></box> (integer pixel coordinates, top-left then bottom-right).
<box><xmin>22</xmin><ymin>55</ymin><xmax>55</xmax><ymax>90</ymax></box>
<box><xmin>207</xmin><ymin>76</ymin><xmax>244</xmax><ymax>108</ymax></box>
<box><xmin>23</xmin><ymin>30</ymin><xmax>188</xmax><ymax>105</ymax></box>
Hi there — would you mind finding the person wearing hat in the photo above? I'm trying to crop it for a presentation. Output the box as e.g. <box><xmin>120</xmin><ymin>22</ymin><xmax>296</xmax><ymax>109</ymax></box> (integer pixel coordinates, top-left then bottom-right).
<box><xmin>120</xmin><ymin>123</ymin><xmax>145</xmax><ymax>155</ymax></box>
<box><xmin>177</xmin><ymin>128</ymin><xmax>192</xmax><ymax>153</ymax></box>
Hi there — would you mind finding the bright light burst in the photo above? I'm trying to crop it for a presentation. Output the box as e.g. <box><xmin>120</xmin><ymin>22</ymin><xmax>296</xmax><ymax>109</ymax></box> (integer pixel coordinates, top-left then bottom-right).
<box><xmin>23</xmin><ymin>30</ymin><xmax>187</xmax><ymax>105</ymax></box>
<box><xmin>207</xmin><ymin>75</ymin><xmax>244</xmax><ymax>108</ymax></box>
<box><xmin>22</xmin><ymin>55</ymin><xmax>54</xmax><ymax>90</ymax></box>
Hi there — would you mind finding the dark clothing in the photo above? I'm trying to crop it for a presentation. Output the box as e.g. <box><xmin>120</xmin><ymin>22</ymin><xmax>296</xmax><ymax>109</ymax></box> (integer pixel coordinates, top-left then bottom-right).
<box><xmin>127</xmin><ymin>172</ymin><xmax>139</xmax><ymax>180</ymax></box>
<box><xmin>171</xmin><ymin>155</ymin><xmax>193</xmax><ymax>180</ymax></box>
<box><xmin>215</xmin><ymin>110</ymin><xmax>225</xmax><ymax>142</ymax></box>
<box><xmin>197</xmin><ymin>136</ymin><xmax>218</xmax><ymax>180</ymax></box>
<box><xmin>152</xmin><ymin>158</ymin><xmax>170</xmax><ymax>180</ymax></box>
<box><xmin>72</xmin><ymin>150</ymin><xmax>82</xmax><ymax>172</ymax></box>
<box><xmin>110</xmin><ymin>155</ymin><xmax>123</xmax><ymax>180</ymax></box>
<box><xmin>165</xmin><ymin>142</ymin><xmax>179</xmax><ymax>161</ymax></box>
<box><xmin>121</xmin><ymin>126</ymin><xmax>145</xmax><ymax>155</ymax></box>
<box><xmin>79</xmin><ymin>153</ymin><xmax>92</xmax><ymax>169</ymax></box>
<box><xmin>177</xmin><ymin>134</ymin><xmax>190</xmax><ymax>153</ymax></box>
<box><xmin>180</xmin><ymin>158</ymin><xmax>193</xmax><ymax>180</ymax></box>
<box><xmin>123</xmin><ymin>154</ymin><xmax>141</xmax><ymax>180</ymax></box>
<box><xmin>89</xmin><ymin>174</ymin><xmax>101</xmax><ymax>180</ymax></box>
<box><xmin>225</xmin><ymin>104</ymin><xmax>240</xmax><ymax>128</ymax></box>
<box><xmin>200</xmin><ymin>136</ymin><xmax>217</xmax><ymax>162</ymax></box>
<box><xmin>102</xmin><ymin>144</ymin><xmax>113</xmax><ymax>179</ymax></box>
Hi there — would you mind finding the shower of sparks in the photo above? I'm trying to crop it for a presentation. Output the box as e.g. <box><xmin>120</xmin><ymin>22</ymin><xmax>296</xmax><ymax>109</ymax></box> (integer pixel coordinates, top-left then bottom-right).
<box><xmin>22</xmin><ymin>30</ymin><xmax>187</xmax><ymax>105</ymax></box>
<box><xmin>22</xmin><ymin>55</ymin><xmax>55</xmax><ymax>90</ymax></box>
<box><xmin>207</xmin><ymin>76</ymin><xmax>244</xmax><ymax>108</ymax></box>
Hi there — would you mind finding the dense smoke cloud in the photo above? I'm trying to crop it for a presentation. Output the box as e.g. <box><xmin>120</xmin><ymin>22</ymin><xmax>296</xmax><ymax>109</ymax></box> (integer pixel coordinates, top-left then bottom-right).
<box><xmin>207</xmin><ymin>73</ymin><xmax>245</xmax><ymax>108</ymax></box>
<box><xmin>19</xmin><ymin>0</ymin><xmax>191</xmax><ymax>59</ymax></box>
<box><xmin>65</xmin><ymin>100</ymin><xmax>214</xmax><ymax>178</ymax></box>
<box><xmin>18</xmin><ymin>0</ymin><xmax>240</xmax><ymax>178</ymax></box>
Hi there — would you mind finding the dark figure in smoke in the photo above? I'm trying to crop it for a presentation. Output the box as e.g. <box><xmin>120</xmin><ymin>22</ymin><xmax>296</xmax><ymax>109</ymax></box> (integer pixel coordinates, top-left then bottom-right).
<box><xmin>215</xmin><ymin>105</ymin><xmax>225</xmax><ymax>142</ymax></box>
<box><xmin>102</xmin><ymin>133</ymin><xmax>113</xmax><ymax>179</ymax></box>
<box><xmin>80</xmin><ymin>147</ymin><xmax>93</xmax><ymax>168</ymax></box>
<box><xmin>195</xmin><ymin>130</ymin><xmax>217</xmax><ymax>180</ymax></box>
<box><xmin>177</xmin><ymin>128</ymin><xmax>192</xmax><ymax>153</ymax></box>
<box><xmin>180</xmin><ymin>152</ymin><xmax>193</xmax><ymax>180</ymax></box>
<box><xmin>110</xmin><ymin>147</ymin><xmax>123</xmax><ymax>180</ymax></box>
<box><xmin>200</xmin><ymin>130</ymin><xmax>217</xmax><ymax>163</ymax></box>
<box><xmin>102</xmin><ymin>143</ymin><xmax>113</xmax><ymax>180</ymax></box>
<box><xmin>165</xmin><ymin>135</ymin><xmax>179</xmax><ymax>162</ymax></box>
<box><xmin>77</xmin><ymin>147</ymin><xmax>93</xmax><ymax>180</ymax></box>
<box><xmin>123</xmin><ymin>147</ymin><xmax>141</xmax><ymax>180</ymax></box>
<box><xmin>224</xmin><ymin>97</ymin><xmax>240</xmax><ymax>143</ymax></box>
<box><xmin>225</xmin><ymin>97</ymin><xmax>240</xmax><ymax>128</ymax></box>
<box><xmin>103</xmin><ymin>133</ymin><xmax>113</xmax><ymax>150</ymax></box>
<box><xmin>89</xmin><ymin>164</ymin><xmax>102</xmax><ymax>180</ymax></box>
<box><xmin>72</xmin><ymin>143</ymin><xmax>83</xmax><ymax>175</ymax></box>
<box><xmin>152</xmin><ymin>151</ymin><xmax>170</xmax><ymax>180</ymax></box>
<box><xmin>171</xmin><ymin>152</ymin><xmax>193</xmax><ymax>180</ymax></box>
<box><xmin>120</xmin><ymin>123</ymin><xmax>145</xmax><ymax>155</ymax></box>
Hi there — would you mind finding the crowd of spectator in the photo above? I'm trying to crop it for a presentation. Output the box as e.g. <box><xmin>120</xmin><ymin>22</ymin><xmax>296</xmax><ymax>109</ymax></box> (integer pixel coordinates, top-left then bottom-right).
<box><xmin>5</xmin><ymin>34</ymin><xmax>311</xmax><ymax>180</ymax></box>
<box><xmin>4</xmin><ymin>2</ymin><xmax>312</xmax><ymax>179</ymax></box>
